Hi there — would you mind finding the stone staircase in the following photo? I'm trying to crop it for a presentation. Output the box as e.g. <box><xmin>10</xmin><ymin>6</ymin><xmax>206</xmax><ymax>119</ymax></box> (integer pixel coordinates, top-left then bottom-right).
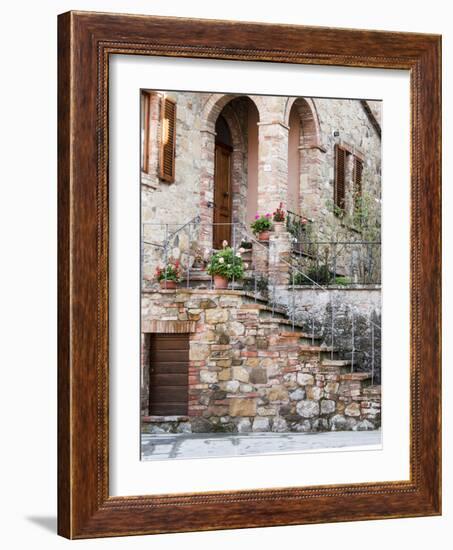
<box><xmin>142</xmin><ymin>285</ymin><xmax>381</xmax><ymax>434</ymax></box>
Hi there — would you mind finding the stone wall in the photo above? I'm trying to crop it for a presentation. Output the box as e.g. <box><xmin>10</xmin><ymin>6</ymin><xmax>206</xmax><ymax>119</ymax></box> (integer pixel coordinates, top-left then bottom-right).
<box><xmin>141</xmin><ymin>289</ymin><xmax>381</xmax><ymax>434</ymax></box>
<box><xmin>304</xmin><ymin>98</ymin><xmax>382</xmax><ymax>242</ymax></box>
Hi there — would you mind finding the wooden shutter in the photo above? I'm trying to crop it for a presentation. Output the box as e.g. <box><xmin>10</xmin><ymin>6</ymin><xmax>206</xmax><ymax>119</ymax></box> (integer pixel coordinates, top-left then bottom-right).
<box><xmin>141</xmin><ymin>92</ymin><xmax>151</xmax><ymax>173</ymax></box>
<box><xmin>353</xmin><ymin>155</ymin><xmax>363</xmax><ymax>201</ymax></box>
<box><xmin>334</xmin><ymin>145</ymin><xmax>346</xmax><ymax>212</ymax></box>
<box><xmin>148</xmin><ymin>334</ymin><xmax>189</xmax><ymax>416</ymax></box>
<box><xmin>159</xmin><ymin>97</ymin><xmax>176</xmax><ymax>183</ymax></box>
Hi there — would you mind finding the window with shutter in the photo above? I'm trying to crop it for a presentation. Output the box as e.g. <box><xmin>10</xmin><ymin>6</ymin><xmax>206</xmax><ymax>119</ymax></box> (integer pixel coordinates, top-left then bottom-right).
<box><xmin>353</xmin><ymin>155</ymin><xmax>363</xmax><ymax>204</ymax></box>
<box><xmin>334</xmin><ymin>145</ymin><xmax>346</xmax><ymax>213</ymax></box>
<box><xmin>159</xmin><ymin>97</ymin><xmax>177</xmax><ymax>183</ymax></box>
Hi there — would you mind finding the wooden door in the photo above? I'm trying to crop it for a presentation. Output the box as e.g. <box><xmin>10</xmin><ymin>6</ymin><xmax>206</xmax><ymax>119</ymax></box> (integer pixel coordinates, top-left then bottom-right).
<box><xmin>148</xmin><ymin>334</ymin><xmax>189</xmax><ymax>416</ymax></box>
<box><xmin>213</xmin><ymin>143</ymin><xmax>232</xmax><ymax>249</ymax></box>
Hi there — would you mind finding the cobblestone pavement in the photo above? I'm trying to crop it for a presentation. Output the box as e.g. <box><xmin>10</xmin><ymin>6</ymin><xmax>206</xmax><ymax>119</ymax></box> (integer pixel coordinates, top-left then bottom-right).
<box><xmin>141</xmin><ymin>430</ymin><xmax>381</xmax><ymax>460</ymax></box>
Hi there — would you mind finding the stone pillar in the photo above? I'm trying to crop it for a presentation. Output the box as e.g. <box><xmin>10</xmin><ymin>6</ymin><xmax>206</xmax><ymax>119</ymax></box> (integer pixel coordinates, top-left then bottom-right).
<box><xmin>268</xmin><ymin>231</ymin><xmax>292</xmax><ymax>288</ymax></box>
<box><xmin>252</xmin><ymin>242</ymin><xmax>269</xmax><ymax>278</ymax></box>
<box><xmin>299</xmin><ymin>146</ymin><xmax>326</xmax><ymax>219</ymax></box>
<box><xmin>199</xmin><ymin>128</ymin><xmax>216</xmax><ymax>250</ymax></box>
<box><xmin>257</xmin><ymin>121</ymin><xmax>289</xmax><ymax>215</ymax></box>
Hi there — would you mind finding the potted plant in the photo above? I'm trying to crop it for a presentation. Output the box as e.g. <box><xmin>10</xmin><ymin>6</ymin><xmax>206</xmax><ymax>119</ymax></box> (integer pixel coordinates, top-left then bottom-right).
<box><xmin>155</xmin><ymin>259</ymin><xmax>181</xmax><ymax>290</ymax></box>
<box><xmin>191</xmin><ymin>249</ymin><xmax>205</xmax><ymax>270</ymax></box>
<box><xmin>207</xmin><ymin>244</ymin><xmax>245</xmax><ymax>289</ymax></box>
<box><xmin>250</xmin><ymin>213</ymin><xmax>273</xmax><ymax>241</ymax></box>
<box><xmin>239</xmin><ymin>240</ymin><xmax>252</xmax><ymax>250</ymax></box>
<box><xmin>272</xmin><ymin>203</ymin><xmax>286</xmax><ymax>233</ymax></box>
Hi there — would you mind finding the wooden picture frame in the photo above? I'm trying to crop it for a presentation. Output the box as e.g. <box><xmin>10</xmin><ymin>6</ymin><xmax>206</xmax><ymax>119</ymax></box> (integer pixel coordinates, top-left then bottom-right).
<box><xmin>58</xmin><ymin>11</ymin><xmax>441</xmax><ymax>538</ymax></box>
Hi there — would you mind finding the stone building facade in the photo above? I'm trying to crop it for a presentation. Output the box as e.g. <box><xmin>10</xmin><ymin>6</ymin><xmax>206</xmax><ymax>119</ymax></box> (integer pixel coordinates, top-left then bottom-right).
<box><xmin>141</xmin><ymin>92</ymin><xmax>381</xmax><ymax>273</ymax></box>
<box><xmin>140</xmin><ymin>90</ymin><xmax>382</xmax><ymax>435</ymax></box>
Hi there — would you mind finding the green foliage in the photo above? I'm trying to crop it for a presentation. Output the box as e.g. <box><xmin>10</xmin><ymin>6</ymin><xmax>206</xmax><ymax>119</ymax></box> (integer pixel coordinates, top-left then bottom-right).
<box><xmin>293</xmin><ymin>265</ymin><xmax>331</xmax><ymax>285</ymax></box>
<box><xmin>292</xmin><ymin>269</ymin><xmax>351</xmax><ymax>286</ymax></box>
<box><xmin>333</xmin><ymin>276</ymin><xmax>351</xmax><ymax>286</ymax></box>
<box><xmin>326</xmin><ymin>190</ymin><xmax>381</xmax><ymax>243</ymax></box>
<box><xmin>250</xmin><ymin>214</ymin><xmax>273</xmax><ymax>233</ymax></box>
<box><xmin>206</xmin><ymin>247</ymin><xmax>245</xmax><ymax>281</ymax></box>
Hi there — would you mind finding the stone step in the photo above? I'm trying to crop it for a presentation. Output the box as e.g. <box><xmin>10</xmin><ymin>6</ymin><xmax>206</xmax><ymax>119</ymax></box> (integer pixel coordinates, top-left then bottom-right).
<box><xmin>255</xmin><ymin>303</ymin><xmax>288</xmax><ymax>317</ymax></box>
<box><xmin>278</xmin><ymin>330</ymin><xmax>322</xmax><ymax>343</ymax></box>
<box><xmin>340</xmin><ymin>372</ymin><xmax>372</xmax><ymax>382</ymax></box>
<box><xmin>299</xmin><ymin>345</ymin><xmax>337</xmax><ymax>354</ymax></box>
<box><xmin>242</xmin><ymin>291</ymin><xmax>272</xmax><ymax>305</ymax></box>
<box><xmin>261</xmin><ymin>319</ymin><xmax>323</xmax><ymax>342</ymax></box>
<box><xmin>322</xmin><ymin>359</ymin><xmax>351</xmax><ymax>368</ymax></box>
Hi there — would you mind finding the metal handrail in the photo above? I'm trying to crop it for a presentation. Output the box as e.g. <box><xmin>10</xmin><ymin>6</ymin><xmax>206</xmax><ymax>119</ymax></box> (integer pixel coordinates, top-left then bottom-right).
<box><xmin>237</xmin><ymin>222</ymin><xmax>328</xmax><ymax>292</ymax></box>
<box><xmin>142</xmin><ymin>218</ymin><xmax>381</xmax><ymax>381</ymax></box>
<box><xmin>286</xmin><ymin>209</ymin><xmax>313</xmax><ymax>223</ymax></box>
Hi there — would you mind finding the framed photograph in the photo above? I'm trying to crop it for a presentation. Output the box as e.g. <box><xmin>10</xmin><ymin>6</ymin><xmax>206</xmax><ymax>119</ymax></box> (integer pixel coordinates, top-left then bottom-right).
<box><xmin>58</xmin><ymin>11</ymin><xmax>441</xmax><ymax>538</ymax></box>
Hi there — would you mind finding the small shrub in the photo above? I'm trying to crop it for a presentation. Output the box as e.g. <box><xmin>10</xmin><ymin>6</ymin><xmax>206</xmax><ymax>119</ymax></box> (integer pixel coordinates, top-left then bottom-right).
<box><xmin>293</xmin><ymin>265</ymin><xmax>331</xmax><ymax>285</ymax></box>
<box><xmin>333</xmin><ymin>276</ymin><xmax>351</xmax><ymax>286</ymax></box>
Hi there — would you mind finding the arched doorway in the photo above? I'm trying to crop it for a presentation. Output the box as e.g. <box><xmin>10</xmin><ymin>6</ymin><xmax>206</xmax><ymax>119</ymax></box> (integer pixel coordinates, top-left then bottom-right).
<box><xmin>287</xmin><ymin>106</ymin><xmax>301</xmax><ymax>214</ymax></box>
<box><xmin>286</xmin><ymin>97</ymin><xmax>324</xmax><ymax>216</ymax></box>
<box><xmin>213</xmin><ymin>116</ymin><xmax>233</xmax><ymax>249</ymax></box>
<box><xmin>211</xmin><ymin>97</ymin><xmax>260</xmax><ymax>249</ymax></box>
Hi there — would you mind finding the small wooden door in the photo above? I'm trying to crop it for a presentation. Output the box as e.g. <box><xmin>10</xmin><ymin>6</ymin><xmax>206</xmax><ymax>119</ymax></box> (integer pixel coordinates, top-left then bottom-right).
<box><xmin>148</xmin><ymin>334</ymin><xmax>189</xmax><ymax>416</ymax></box>
<box><xmin>213</xmin><ymin>142</ymin><xmax>232</xmax><ymax>249</ymax></box>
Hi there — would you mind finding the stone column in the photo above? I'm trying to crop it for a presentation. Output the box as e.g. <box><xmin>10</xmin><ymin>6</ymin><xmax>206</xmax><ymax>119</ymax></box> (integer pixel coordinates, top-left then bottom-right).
<box><xmin>199</xmin><ymin>128</ymin><xmax>216</xmax><ymax>250</ymax></box>
<box><xmin>299</xmin><ymin>146</ymin><xmax>325</xmax><ymax>219</ymax></box>
<box><xmin>268</xmin><ymin>231</ymin><xmax>292</xmax><ymax>288</ymax></box>
<box><xmin>257</xmin><ymin>121</ymin><xmax>289</xmax><ymax>215</ymax></box>
<box><xmin>252</xmin><ymin>242</ymin><xmax>269</xmax><ymax>278</ymax></box>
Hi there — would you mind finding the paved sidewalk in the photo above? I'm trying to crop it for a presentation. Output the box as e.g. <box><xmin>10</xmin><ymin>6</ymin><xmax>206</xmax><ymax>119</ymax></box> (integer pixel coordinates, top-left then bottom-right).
<box><xmin>141</xmin><ymin>430</ymin><xmax>381</xmax><ymax>461</ymax></box>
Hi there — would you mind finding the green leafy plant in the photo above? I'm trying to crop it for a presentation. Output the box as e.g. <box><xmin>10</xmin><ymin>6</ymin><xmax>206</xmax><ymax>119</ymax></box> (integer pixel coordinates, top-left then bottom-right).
<box><xmin>293</xmin><ymin>265</ymin><xmax>331</xmax><ymax>285</ymax></box>
<box><xmin>155</xmin><ymin>259</ymin><xmax>181</xmax><ymax>282</ymax></box>
<box><xmin>239</xmin><ymin>240</ymin><xmax>252</xmax><ymax>250</ymax></box>
<box><xmin>250</xmin><ymin>213</ymin><xmax>273</xmax><ymax>234</ymax></box>
<box><xmin>333</xmin><ymin>276</ymin><xmax>351</xmax><ymax>286</ymax></box>
<box><xmin>207</xmin><ymin>247</ymin><xmax>245</xmax><ymax>281</ymax></box>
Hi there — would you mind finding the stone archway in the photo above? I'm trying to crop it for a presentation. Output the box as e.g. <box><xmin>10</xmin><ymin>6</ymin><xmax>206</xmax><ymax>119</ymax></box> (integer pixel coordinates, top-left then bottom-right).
<box><xmin>286</xmin><ymin>97</ymin><xmax>326</xmax><ymax>216</ymax></box>
<box><xmin>284</xmin><ymin>97</ymin><xmax>324</xmax><ymax>149</ymax></box>
<box><xmin>199</xmin><ymin>94</ymin><xmax>260</xmax><ymax>249</ymax></box>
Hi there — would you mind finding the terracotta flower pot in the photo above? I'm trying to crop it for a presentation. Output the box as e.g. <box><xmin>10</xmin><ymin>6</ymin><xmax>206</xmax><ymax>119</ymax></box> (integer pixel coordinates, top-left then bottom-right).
<box><xmin>159</xmin><ymin>279</ymin><xmax>177</xmax><ymax>290</ymax></box>
<box><xmin>258</xmin><ymin>230</ymin><xmax>271</xmax><ymax>241</ymax></box>
<box><xmin>213</xmin><ymin>274</ymin><xmax>229</xmax><ymax>289</ymax></box>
